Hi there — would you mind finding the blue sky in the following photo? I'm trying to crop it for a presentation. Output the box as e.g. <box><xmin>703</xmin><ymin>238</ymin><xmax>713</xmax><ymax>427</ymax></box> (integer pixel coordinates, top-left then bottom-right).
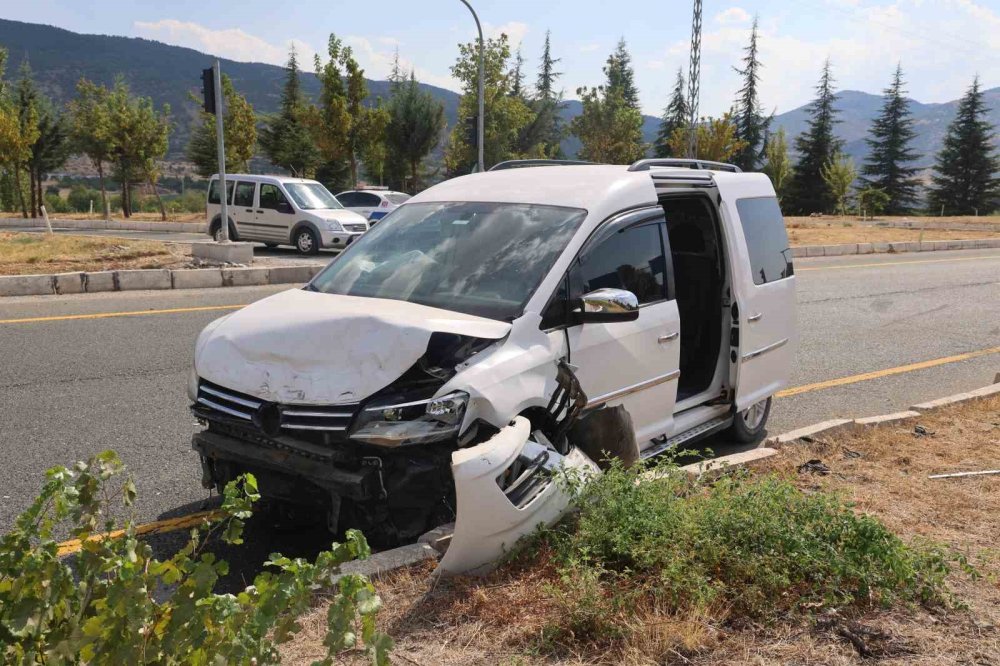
<box><xmin>7</xmin><ymin>0</ymin><xmax>999</xmax><ymax>116</ymax></box>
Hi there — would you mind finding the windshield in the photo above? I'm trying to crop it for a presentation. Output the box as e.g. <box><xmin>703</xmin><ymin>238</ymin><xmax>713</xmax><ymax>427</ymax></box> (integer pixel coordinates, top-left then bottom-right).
<box><xmin>284</xmin><ymin>182</ymin><xmax>343</xmax><ymax>210</ymax></box>
<box><xmin>386</xmin><ymin>193</ymin><xmax>411</xmax><ymax>205</ymax></box>
<box><xmin>310</xmin><ymin>202</ymin><xmax>586</xmax><ymax>321</ymax></box>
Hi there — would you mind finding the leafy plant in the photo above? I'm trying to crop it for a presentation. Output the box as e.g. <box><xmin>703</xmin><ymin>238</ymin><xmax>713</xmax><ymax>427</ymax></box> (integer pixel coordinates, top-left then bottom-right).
<box><xmin>0</xmin><ymin>451</ymin><xmax>391</xmax><ymax>664</ymax></box>
<box><xmin>537</xmin><ymin>459</ymin><xmax>958</xmax><ymax>643</ymax></box>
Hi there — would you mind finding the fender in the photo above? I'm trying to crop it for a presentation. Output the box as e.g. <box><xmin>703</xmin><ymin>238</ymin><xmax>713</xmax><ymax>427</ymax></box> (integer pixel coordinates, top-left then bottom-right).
<box><xmin>209</xmin><ymin>215</ymin><xmax>239</xmax><ymax>241</ymax></box>
<box><xmin>289</xmin><ymin>220</ymin><xmax>323</xmax><ymax>245</ymax></box>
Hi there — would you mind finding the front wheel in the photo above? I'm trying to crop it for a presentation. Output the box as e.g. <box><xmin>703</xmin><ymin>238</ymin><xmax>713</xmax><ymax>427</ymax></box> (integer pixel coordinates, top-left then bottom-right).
<box><xmin>294</xmin><ymin>228</ymin><xmax>319</xmax><ymax>255</ymax></box>
<box><xmin>725</xmin><ymin>397</ymin><xmax>771</xmax><ymax>443</ymax></box>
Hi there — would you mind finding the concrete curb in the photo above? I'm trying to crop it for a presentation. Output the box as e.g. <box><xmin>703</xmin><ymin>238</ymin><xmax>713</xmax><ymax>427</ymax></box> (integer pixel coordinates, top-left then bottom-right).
<box><xmin>0</xmin><ymin>217</ymin><xmax>207</xmax><ymax>233</ymax></box>
<box><xmin>911</xmin><ymin>382</ymin><xmax>1000</xmax><ymax>411</ymax></box>
<box><xmin>790</xmin><ymin>237</ymin><xmax>1000</xmax><ymax>258</ymax></box>
<box><xmin>0</xmin><ymin>264</ymin><xmax>324</xmax><ymax>297</ymax></box>
<box><xmin>332</xmin><ymin>542</ymin><xmax>440</xmax><ymax>583</ymax></box>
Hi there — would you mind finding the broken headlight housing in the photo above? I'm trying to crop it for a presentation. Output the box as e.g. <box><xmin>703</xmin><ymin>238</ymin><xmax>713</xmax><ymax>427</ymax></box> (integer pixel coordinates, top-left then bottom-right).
<box><xmin>349</xmin><ymin>391</ymin><xmax>468</xmax><ymax>448</ymax></box>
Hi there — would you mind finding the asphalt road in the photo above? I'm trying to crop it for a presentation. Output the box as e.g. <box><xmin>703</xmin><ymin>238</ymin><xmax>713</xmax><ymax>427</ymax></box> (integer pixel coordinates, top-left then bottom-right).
<box><xmin>1</xmin><ymin>248</ymin><xmax>999</xmax><ymax>584</ymax></box>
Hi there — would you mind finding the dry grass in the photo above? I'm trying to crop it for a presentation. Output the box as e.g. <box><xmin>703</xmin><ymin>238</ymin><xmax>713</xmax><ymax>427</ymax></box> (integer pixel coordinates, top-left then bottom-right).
<box><xmin>0</xmin><ymin>232</ymin><xmax>189</xmax><ymax>275</ymax></box>
<box><xmin>0</xmin><ymin>211</ymin><xmax>203</xmax><ymax>223</ymax></box>
<box><xmin>786</xmin><ymin>215</ymin><xmax>1000</xmax><ymax>228</ymax></box>
<box><xmin>282</xmin><ymin>395</ymin><xmax>1000</xmax><ymax>665</ymax></box>
<box><xmin>785</xmin><ymin>223</ymin><xmax>1000</xmax><ymax>247</ymax></box>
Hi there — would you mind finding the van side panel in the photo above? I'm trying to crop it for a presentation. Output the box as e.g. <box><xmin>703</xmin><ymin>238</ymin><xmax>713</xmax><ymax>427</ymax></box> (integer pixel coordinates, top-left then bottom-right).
<box><xmin>712</xmin><ymin>173</ymin><xmax>797</xmax><ymax>411</ymax></box>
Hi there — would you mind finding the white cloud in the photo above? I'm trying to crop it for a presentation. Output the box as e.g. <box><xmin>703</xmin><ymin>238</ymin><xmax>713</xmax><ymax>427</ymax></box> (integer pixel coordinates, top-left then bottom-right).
<box><xmin>578</xmin><ymin>42</ymin><xmax>602</xmax><ymax>53</ymax></box>
<box><xmin>645</xmin><ymin>0</ymin><xmax>1000</xmax><ymax>117</ymax></box>
<box><xmin>133</xmin><ymin>19</ymin><xmax>315</xmax><ymax>66</ymax></box>
<box><xmin>714</xmin><ymin>7</ymin><xmax>752</xmax><ymax>24</ymax></box>
<box><xmin>484</xmin><ymin>21</ymin><xmax>528</xmax><ymax>47</ymax></box>
<box><xmin>344</xmin><ymin>35</ymin><xmax>457</xmax><ymax>91</ymax></box>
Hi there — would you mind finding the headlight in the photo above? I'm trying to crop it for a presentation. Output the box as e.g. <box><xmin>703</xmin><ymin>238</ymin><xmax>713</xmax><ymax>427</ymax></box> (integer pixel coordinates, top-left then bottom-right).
<box><xmin>349</xmin><ymin>391</ymin><xmax>468</xmax><ymax>448</ymax></box>
<box><xmin>324</xmin><ymin>219</ymin><xmax>343</xmax><ymax>232</ymax></box>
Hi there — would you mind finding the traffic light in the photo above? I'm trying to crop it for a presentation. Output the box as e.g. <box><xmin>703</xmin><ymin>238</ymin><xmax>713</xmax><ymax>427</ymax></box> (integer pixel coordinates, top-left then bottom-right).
<box><xmin>201</xmin><ymin>68</ymin><xmax>216</xmax><ymax>115</ymax></box>
<box><xmin>464</xmin><ymin>115</ymin><xmax>478</xmax><ymax>149</ymax></box>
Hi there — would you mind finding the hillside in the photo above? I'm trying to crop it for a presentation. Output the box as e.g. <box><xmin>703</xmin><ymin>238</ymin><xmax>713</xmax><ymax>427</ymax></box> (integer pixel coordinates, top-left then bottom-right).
<box><xmin>0</xmin><ymin>18</ymin><xmax>996</xmax><ymax>169</ymax></box>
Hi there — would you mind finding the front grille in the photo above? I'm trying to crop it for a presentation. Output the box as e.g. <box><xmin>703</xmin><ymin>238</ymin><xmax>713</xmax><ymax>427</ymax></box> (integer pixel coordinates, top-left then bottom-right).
<box><xmin>343</xmin><ymin>223</ymin><xmax>368</xmax><ymax>233</ymax></box>
<box><xmin>195</xmin><ymin>379</ymin><xmax>360</xmax><ymax>434</ymax></box>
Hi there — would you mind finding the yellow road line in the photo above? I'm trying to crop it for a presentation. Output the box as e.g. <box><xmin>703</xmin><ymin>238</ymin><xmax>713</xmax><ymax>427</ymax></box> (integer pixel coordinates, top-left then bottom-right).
<box><xmin>0</xmin><ymin>304</ymin><xmax>243</xmax><ymax>325</ymax></box>
<box><xmin>798</xmin><ymin>254</ymin><xmax>1000</xmax><ymax>271</ymax></box>
<box><xmin>57</xmin><ymin>509</ymin><xmax>225</xmax><ymax>557</ymax></box>
<box><xmin>52</xmin><ymin>344</ymin><xmax>1000</xmax><ymax>551</ymax></box>
<box><xmin>776</xmin><ymin>345</ymin><xmax>1000</xmax><ymax>399</ymax></box>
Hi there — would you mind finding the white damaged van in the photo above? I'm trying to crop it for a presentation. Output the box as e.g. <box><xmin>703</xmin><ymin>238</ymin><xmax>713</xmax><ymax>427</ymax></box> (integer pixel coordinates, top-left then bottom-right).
<box><xmin>189</xmin><ymin>160</ymin><xmax>796</xmax><ymax>572</ymax></box>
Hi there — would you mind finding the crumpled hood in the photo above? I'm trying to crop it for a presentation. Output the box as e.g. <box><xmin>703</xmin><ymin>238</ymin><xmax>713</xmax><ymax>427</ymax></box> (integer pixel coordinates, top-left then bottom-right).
<box><xmin>195</xmin><ymin>289</ymin><xmax>511</xmax><ymax>405</ymax></box>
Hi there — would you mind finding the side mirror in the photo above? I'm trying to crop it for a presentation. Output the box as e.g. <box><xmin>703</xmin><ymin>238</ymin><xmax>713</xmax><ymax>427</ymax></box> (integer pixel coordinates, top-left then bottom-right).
<box><xmin>577</xmin><ymin>288</ymin><xmax>639</xmax><ymax>323</ymax></box>
<box><xmin>277</xmin><ymin>201</ymin><xmax>293</xmax><ymax>214</ymax></box>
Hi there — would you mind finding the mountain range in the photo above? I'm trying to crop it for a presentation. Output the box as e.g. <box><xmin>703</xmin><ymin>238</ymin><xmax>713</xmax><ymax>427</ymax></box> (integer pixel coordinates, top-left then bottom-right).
<box><xmin>0</xmin><ymin>18</ymin><xmax>997</xmax><ymax>170</ymax></box>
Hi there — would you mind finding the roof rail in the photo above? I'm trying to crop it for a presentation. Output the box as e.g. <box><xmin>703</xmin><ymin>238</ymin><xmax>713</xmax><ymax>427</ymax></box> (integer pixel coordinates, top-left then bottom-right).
<box><xmin>627</xmin><ymin>158</ymin><xmax>742</xmax><ymax>173</ymax></box>
<box><xmin>488</xmin><ymin>159</ymin><xmax>597</xmax><ymax>171</ymax></box>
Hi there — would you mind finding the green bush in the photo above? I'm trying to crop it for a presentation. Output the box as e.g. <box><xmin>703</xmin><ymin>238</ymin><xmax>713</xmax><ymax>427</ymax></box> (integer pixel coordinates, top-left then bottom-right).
<box><xmin>0</xmin><ymin>452</ymin><xmax>391</xmax><ymax>664</ymax></box>
<box><xmin>42</xmin><ymin>193</ymin><xmax>71</xmax><ymax>214</ymax></box>
<box><xmin>165</xmin><ymin>190</ymin><xmax>207</xmax><ymax>214</ymax></box>
<box><xmin>67</xmin><ymin>185</ymin><xmax>102</xmax><ymax>213</ymax></box>
<box><xmin>540</xmin><ymin>460</ymin><xmax>959</xmax><ymax>641</ymax></box>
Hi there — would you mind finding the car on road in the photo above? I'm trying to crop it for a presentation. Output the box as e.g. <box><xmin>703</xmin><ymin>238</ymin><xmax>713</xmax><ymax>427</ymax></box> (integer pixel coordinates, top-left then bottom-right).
<box><xmin>335</xmin><ymin>188</ymin><xmax>411</xmax><ymax>224</ymax></box>
<box><xmin>189</xmin><ymin>159</ymin><xmax>797</xmax><ymax>572</ymax></box>
<box><xmin>206</xmin><ymin>174</ymin><xmax>370</xmax><ymax>255</ymax></box>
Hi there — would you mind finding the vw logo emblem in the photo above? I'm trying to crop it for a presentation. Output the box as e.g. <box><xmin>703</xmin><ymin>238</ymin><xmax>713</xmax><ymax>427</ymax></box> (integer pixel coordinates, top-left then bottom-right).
<box><xmin>252</xmin><ymin>402</ymin><xmax>282</xmax><ymax>437</ymax></box>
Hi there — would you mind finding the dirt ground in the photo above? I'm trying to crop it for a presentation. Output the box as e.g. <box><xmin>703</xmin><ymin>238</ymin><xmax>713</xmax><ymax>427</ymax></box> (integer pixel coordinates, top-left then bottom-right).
<box><xmin>281</xmin><ymin>395</ymin><xmax>1000</xmax><ymax>665</ymax></box>
<box><xmin>784</xmin><ymin>218</ymin><xmax>1000</xmax><ymax>247</ymax></box>
<box><xmin>0</xmin><ymin>232</ymin><xmax>190</xmax><ymax>276</ymax></box>
<box><xmin>786</xmin><ymin>215</ymin><xmax>1000</xmax><ymax>228</ymax></box>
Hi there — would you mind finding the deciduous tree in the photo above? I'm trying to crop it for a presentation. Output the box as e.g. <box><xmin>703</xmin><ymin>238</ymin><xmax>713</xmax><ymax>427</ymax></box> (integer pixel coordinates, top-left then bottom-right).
<box><xmin>762</xmin><ymin>127</ymin><xmax>791</xmax><ymax>202</ymax></box>
<box><xmin>185</xmin><ymin>74</ymin><xmax>257</xmax><ymax>178</ymax></box>
<box><xmin>571</xmin><ymin>41</ymin><xmax>645</xmax><ymax>164</ymax></box>
<box><xmin>67</xmin><ymin>79</ymin><xmax>115</xmax><ymax>216</ymax></box>
<box><xmin>666</xmin><ymin>113</ymin><xmax>746</xmax><ymax>163</ymax></box>
<box><xmin>444</xmin><ymin>33</ymin><xmax>534</xmax><ymax>173</ymax></box>
<box><xmin>821</xmin><ymin>152</ymin><xmax>857</xmax><ymax>217</ymax></box>
<box><xmin>861</xmin><ymin>64</ymin><xmax>919</xmax><ymax>214</ymax></box>
<box><xmin>927</xmin><ymin>77</ymin><xmax>999</xmax><ymax>216</ymax></box>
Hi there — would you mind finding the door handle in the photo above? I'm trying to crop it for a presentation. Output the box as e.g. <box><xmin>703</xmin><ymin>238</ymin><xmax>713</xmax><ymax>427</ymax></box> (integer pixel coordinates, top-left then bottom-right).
<box><xmin>748</xmin><ymin>312</ymin><xmax>763</xmax><ymax>322</ymax></box>
<box><xmin>658</xmin><ymin>331</ymin><xmax>679</xmax><ymax>343</ymax></box>
<box><xmin>256</xmin><ymin>209</ymin><xmax>264</xmax><ymax>214</ymax></box>
<box><xmin>245</xmin><ymin>208</ymin><xmax>254</xmax><ymax>213</ymax></box>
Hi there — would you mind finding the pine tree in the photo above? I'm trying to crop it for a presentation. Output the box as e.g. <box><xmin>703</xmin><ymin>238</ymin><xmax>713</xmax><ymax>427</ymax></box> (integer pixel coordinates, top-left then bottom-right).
<box><xmin>604</xmin><ymin>38</ymin><xmax>640</xmax><ymax>111</ymax></box>
<box><xmin>732</xmin><ymin>16</ymin><xmax>771</xmax><ymax>171</ymax></box>
<box><xmin>787</xmin><ymin>59</ymin><xmax>843</xmax><ymax>214</ymax></box>
<box><xmin>260</xmin><ymin>47</ymin><xmax>319</xmax><ymax>177</ymax></box>
<box><xmin>509</xmin><ymin>47</ymin><xmax>526</xmax><ymax>101</ymax></box>
<box><xmin>654</xmin><ymin>69</ymin><xmax>688</xmax><ymax>158</ymax></box>
<box><xmin>861</xmin><ymin>64</ymin><xmax>919</xmax><ymax>214</ymax></box>
<box><xmin>533</xmin><ymin>30</ymin><xmax>565</xmax><ymax>158</ymax></box>
<box><xmin>927</xmin><ymin>77</ymin><xmax>999</xmax><ymax>216</ymax></box>
<box><xmin>386</xmin><ymin>72</ymin><xmax>446</xmax><ymax>191</ymax></box>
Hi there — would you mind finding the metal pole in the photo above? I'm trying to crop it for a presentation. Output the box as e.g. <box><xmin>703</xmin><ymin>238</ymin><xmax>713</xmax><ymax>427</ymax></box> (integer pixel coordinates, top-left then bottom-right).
<box><xmin>213</xmin><ymin>60</ymin><xmax>229</xmax><ymax>242</ymax></box>
<box><xmin>459</xmin><ymin>0</ymin><xmax>485</xmax><ymax>173</ymax></box>
<box><xmin>686</xmin><ymin>0</ymin><xmax>703</xmax><ymax>159</ymax></box>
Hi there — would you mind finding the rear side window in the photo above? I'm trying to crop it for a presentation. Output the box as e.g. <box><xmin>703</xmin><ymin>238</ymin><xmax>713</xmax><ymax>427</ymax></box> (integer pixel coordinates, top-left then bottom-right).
<box><xmin>233</xmin><ymin>181</ymin><xmax>256</xmax><ymax>208</ymax></box>
<box><xmin>208</xmin><ymin>179</ymin><xmax>235</xmax><ymax>205</ymax></box>
<box><xmin>574</xmin><ymin>222</ymin><xmax>667</xmax><ymax>305</ymax></box>
<box><xmin>735</xmin><ymin>197</ymin><xmax>794</xmax><ymax>285</ymax></box>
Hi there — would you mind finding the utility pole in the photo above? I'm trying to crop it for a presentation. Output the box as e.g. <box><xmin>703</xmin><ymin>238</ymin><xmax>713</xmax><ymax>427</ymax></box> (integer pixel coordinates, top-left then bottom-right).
<box><xmin>686</xmin><ymin>0</ymin><xmax>702</xmax><ymax>159</ymax></box>
<box><xmin>459</xmin><ymin>0</ymin><xmax>485</xmax><ymax>173</ymax></box>
<box><xmin>212</xmin><ymin>60</ymin><xmax>229</xmax><ymax>242</ymax></box>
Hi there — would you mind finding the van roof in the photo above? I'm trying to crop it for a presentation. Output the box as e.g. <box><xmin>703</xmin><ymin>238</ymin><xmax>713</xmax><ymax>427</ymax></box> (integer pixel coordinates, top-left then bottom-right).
<box><xmin>209</xmin><ymin>174</ymin><xmax>319</xmax><ymax>184</ymax></box>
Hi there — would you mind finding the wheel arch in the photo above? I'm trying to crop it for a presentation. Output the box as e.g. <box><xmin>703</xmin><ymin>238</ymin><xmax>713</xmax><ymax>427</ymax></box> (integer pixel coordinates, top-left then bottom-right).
<box><xmin>208</xmin><ymin>214</ymin><xmax>239</xmax><ymax>241</ymax></box>
<box><xmin>289</xmin><ymin>220</ymin><xmax>322</xmax><ymax>245</ymax></box>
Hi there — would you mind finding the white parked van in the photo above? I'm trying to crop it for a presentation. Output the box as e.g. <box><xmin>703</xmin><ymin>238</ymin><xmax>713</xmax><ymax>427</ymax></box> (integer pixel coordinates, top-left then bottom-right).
<box><xmin>206</xmin><ymin>174</ymin><xmax>370</xmax><ymax>254</ymax></box>
<box><xmin>189</xmin><ymin>161</ymin><xmax>796</xmax><ymax>571</ymax></box>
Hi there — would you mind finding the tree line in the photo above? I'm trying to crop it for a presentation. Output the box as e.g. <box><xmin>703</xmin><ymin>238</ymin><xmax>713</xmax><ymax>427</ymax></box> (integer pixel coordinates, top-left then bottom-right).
<box><xmin>0</xmin><ymin>23</ymin><xmax>996</xmax><ymax>217</ymax></box>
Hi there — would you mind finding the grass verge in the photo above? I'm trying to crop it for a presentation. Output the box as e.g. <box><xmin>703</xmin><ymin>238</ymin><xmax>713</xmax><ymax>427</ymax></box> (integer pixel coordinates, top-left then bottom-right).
<box><xmin>0</xmin><ymin>232</ymin><xmax>188</xmax><ymax>276</ymax></box>
<box><xmin>283</xmin><ymin>395</ymin><xmax>999</xmax><ymax>665</ymax></box>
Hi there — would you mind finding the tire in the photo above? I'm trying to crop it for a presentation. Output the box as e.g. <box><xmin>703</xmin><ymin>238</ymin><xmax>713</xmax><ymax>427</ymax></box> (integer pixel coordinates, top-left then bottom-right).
<box><xmin>212</xmin><ymin>219</ymin><xmax>238</xmax><ymax>242</ymax></box>
<box><xmin>725</xmin><ymin>397</ymin><xmax>771</xmax><ymax>444</ymax></box>
<box><xmin>294</xmin><ymin>227</ymin><xmax>320</xmax><ymax>255</ymax></box>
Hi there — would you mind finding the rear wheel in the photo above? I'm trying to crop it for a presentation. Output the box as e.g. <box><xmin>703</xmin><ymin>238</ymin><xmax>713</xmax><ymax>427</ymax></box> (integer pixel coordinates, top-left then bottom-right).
<box><xmin>725</xmin><ymin>397</ymin><xmax>771</xmax><ymax>443</ymax></box>
<box><xmin>294</xmin><ymin>228</ymin><xmax>319</xmax><ymax>255</ymax></box>
<box><xmin>212</xmin><ymin>219</ymin><xmax>237</xmax><ymax>242</ymax></box>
